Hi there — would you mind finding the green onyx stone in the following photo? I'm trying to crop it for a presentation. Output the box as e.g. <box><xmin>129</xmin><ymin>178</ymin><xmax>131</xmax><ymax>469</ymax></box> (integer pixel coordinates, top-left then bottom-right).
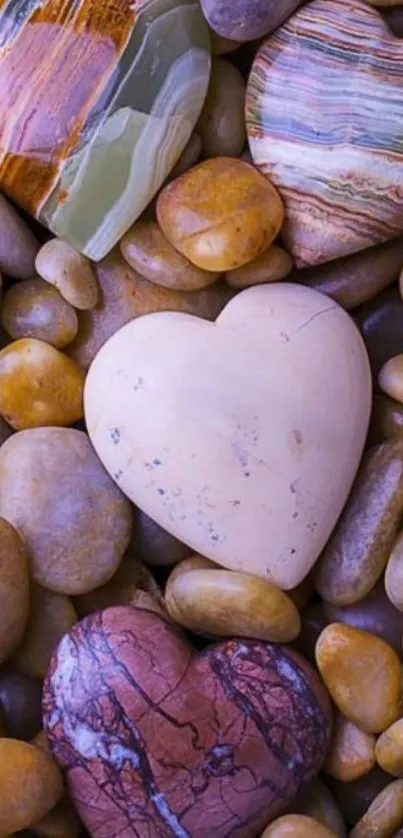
<box><xmin>0</xmin><ymin>0</ymin><xmax>210</xmax><ymax>260</ymax></box>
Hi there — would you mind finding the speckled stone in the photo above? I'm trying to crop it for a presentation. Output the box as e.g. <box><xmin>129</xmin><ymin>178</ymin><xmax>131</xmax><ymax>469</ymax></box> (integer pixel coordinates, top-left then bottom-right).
<box><xmin>246</xmin><ymin>0</ymin><xmax>403</xmax><ymax>267</ymax></box>
<box><xmin>43</xmin><ymin>606</ymin><xmax>331</xmax><ymax>838</ymax></box>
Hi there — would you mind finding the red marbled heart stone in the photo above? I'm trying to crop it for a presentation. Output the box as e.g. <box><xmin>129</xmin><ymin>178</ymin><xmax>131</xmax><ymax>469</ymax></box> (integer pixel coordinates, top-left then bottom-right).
<box><xmin>43</xmin><ymin>607</ymin><xmax>331</xmax><ymax>838</ymax></box>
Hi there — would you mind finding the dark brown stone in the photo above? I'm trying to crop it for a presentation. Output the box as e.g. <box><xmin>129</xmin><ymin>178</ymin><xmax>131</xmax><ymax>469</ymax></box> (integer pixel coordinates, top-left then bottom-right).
<box><xmin>357</xmin><ymin>289</ymin><xmax>403</xmax><ymax>384</ymax></box>
<box><xmin>133</xmin><ymin>509</ymin><xmax>191</xmax><ymax>566</ymax></box>
<box><xmin>382</xmin><ymin>7</ymin><xmax>403</xmax><ymax>38</ymax></box>
<box><xmin>328</xmin><ymin>767</ymin><xmax>392</xmax><ymax>826</ymax></box>
<box><xmin>368</xmin><ymin>394</ymin><xmax>403</xmax><ymax>446</ymax></box>
<box><xmin>0</xmin><ymin>671</ymin><xmax>42</xmax><ymax>740</ymax></box>
<box><xmin>294</xmin><ymin>603</ymin><xmax>328</xmax><ymax>665</ymax></box>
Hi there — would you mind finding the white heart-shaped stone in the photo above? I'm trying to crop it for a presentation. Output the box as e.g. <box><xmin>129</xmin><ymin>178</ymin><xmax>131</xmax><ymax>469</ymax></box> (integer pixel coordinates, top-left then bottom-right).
<box><xmin>85</xmin><ymin>283</ymin><xmax>371</xmax><ymax>588</ymax></box>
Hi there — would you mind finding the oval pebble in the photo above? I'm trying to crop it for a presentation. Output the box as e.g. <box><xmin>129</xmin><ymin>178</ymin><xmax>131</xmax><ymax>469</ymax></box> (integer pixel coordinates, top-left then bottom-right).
<box><xmin>197</xmin><ymin>57</ymin><xmax>246</xmax><ymax>158</ymax></box>
<box><xmin>0</xmin><ymin>517</ymin><xmax>29</xmax><ymax>665</ymax></box>
<box><xmin>350</xmin><ymin>780</ymin><xmax>403</xmax><ymax>838</ymax></box>
<box><xmin>226</xmin><ymin>244</ymin><xmax>292</xmax><ymax>289</ymax></box>
<box><xmin>0</xmin><ymin>194</ymin><xmax>39</xmax><ymax>279</ymax></box>
<box><xmin>35</xmin><ymin>239</ymin><xmax>98</xmax><ymax>310</ymax></box>
<box><xmin>261</xmin><ymin>814</ymin><xmax>338</xmax><ymax>838</ymax></box>
<box><xmin>13</xmin><ymin>584</ymin><xmax>77</xmax><ymax>678</ymax></box>
<box><xmin>380</xmin><ymin>355</ymin><xmax>403</xmax><ymax>404</ymax></box>
<box><xmin>323</xmin><ymin>713</ymin><xmax>375</xmax><ymax>782</ymax></box>
<box><xmin>376</xmin><ymin>719</ymin><xmax>403</xmax><ymax>777</ymax></box>
<box><xmin>0</xmin><ymin>279</ymin><xmax>78</xmax><ymax>349</ymax></box>
<box><xmin>323</xmin><ymin>580</ymin><xmax>403</xmax><ymax>656</ymax></box>
<box><xmin>0</xmin><ymin>738</ymin><xmax>63</xmax><ymax>835</ymax></box>
<box><xmin>291</xmin><ymin>778</ymin><xmax>347</xmax><ymax>838</ymax></box>
<box><xmin>0</xmin><ymin>672</ymin><xmax>42</xmax><ymax>741</ymax></box>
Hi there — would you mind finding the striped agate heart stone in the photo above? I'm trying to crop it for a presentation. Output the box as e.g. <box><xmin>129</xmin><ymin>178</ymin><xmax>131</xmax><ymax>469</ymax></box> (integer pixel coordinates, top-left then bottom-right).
<box><xmin>246</xmin><ymin>0</ymin><xmax>403</xmax><ymax>268</ymax></box>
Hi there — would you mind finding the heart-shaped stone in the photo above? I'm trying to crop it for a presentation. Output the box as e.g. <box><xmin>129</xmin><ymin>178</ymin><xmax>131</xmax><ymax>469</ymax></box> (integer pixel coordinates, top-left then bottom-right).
<box><xmin>43</xmin><ymin>606</ymin><xmax>332</xmax><ymax>838</ymax></box>
<box><xmin>246</xmin><ymin>0</ymin><xmax>403</xmax><ymax>268</ymax></box>
<box><xmin>85</xmin><ymin>283</ymin><xmax>371</xmax><ymax>589</ymax></box>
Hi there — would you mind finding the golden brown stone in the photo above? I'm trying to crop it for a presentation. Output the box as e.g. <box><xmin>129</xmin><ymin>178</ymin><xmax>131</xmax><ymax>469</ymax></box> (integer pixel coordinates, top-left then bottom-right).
<box><xmin>73</xmin><ymin>554</ymin><xmax>163</xmax><ymax>618</ymax></box>
<box><xmin>67</xmin><ymin>249</ymin><xmax>231</xmax><ymax>369</ymax></box>
<box><xmin>323</xmin><ymin>580</ymin><xmax>403</xmax><ymax>655</ymax></box>
<box><xmin>0</xmin><ymin>338</ymin><xmax>84</xmax><ymax>430</ymax></box>
<box><xmin>157</xmin><ymin>157</ymin><xmax>284</xmax><ymax>271</ymax></box>
<box><xmin>261</xmin><ymin>814</ymin><xmax>339</xmax><ymax>838</ymax></box>
<box><xmin>380</xmin><ymin>355</ymin><xmax>403</xmax><ymax>404</ymax></box>
<box><xmin>165</xmin><ymin>559</ymin><xmax>301</xmax><ymax>641</ymax></box>
<box><xmin>0</xmin><ymin>738</ymin><xmax>63</xmax><ymax>835</ymax></box>
<box><xmin>316</xmin><ymin>623</ymin><xmax>401</xmax><ymax>733</ymax></box>
<box><xmin>0</xmin><ymin>428</ymin><xmax>132</xmax><ymax>595</ymax></box>
<box><xmin>13</xmin><ymin>584</ymin><xmax>77</xmax><ymax>678</ymax></box>
<box><xmin>315</xmin><ymin>440</ymin><xmax>403</xmax><ymax>606</ymax></box>
<box><xmin>1</xmin><ymin>279</ymin><xmax>78</xmax><ymax>349</ymax></box>
<box><xmin>226</xmin><ymin>244</ymin><xmax>292</xmax><ymax>288</ymax></box>
<box><xmin>35</xmin><ymin>239</ymin><xmax>98</xmax><ymax>311</ymax></box>
<box><xmin>368</xmin><ymin>394</ymin><xmax>403</xmax><ymax>446</ymax></box>
<box><xmin>0</xmin><ymin>518</ymin><xmax>29</xmax><ymax>665</ymax></box>
<box><xmin>385</xmin><ymin>531</ymin><xmax>403</xmax><ymax>611</ymax></box>
<box><xmin>290</xmin><ymin>778</ymin><xmax>347</xmax><ymax>838</ymax></box>
<box><xmin>197</xmin><ymin>58</ymin><xmax>245</xmax><ymax>158</ymax></box>
<box><xmin>376</xmin><ymin>719</ymin><xmax>403</xmax><ymax>777</ymax></box>
<box><xmin>120</xmin><ymin>220</ymin><xmax>219</xmax><ymax>291</ymax></box>
<box><xmin>324</xmin><ymin>713</ymin><xmax>375</xmax><ymax>782</ymax></box>
<box><xmin>350</xmin><ymin>780</ymin><xmax>403</xmax><ymax>838</ymax></box>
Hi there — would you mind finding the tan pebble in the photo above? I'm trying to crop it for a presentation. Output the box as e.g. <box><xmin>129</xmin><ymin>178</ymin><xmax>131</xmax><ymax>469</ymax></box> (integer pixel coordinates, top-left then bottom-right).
<box><xmin>197</xmin><ymin>58</ymin><xmax>246</xmax><ymax>158</ymax></box>
<box><xmin>1</xmin><ymin>279</ymin><xmax>78</xmax><ymax>349</ymax></box>
<box><xmin>73</xmin><ymin>554</ymin><xmax>163</xmax><ymax>618</ymax></box>
<box><xmin>226</xmin><ymin>245</ymin><xmax>293</xmax><ymax>288</ymax></box>
<box><xmin>0</xmin><ymin>428</ymin><xmax>132</xmax><ymax>595</ymax></box>
<box><xmin>376</xmin><ymin>719</ymin><xmax>403</xmax><ymax>777</ymax></box>
<box><xmin>165</xmin><ymin>561</ymin><xmax>301</xmax><ymax>641</ymax></box>
<box><xmin>290</xmin><ymin>778</ymin><xmax>346</xmax><ymax>837</ymax></box>
<box><xmin>350</xmin><ymin>779</ymin><xmax>403</xmax><ymax>838</ymax></box>
<box><xmin>157</xmin><ymin>157</ymin><xmax>284</xmax><ymax>272</ymax></box>
<box><xmin>0</xmin><ymin>738</ymin><xmax>63</xmax><ymax>835</ymax></box>
<box><xmin>31</xmin><ymin>797</ymin><xmax>81</xmax><ymax>838</ymax></box>
<box><xmin>315</xmin><ymin>440</ymin><xmax>403</xmax><ymax>606</ymax></box>
<box><xmin>385</xmin><ymin>531</ymin><xmax>403</xmax><ymax>611</ymax></box>
<box><xmin>379</xmin><ymin>355</ymin><xmax>403</xmax><ymax>404</ymax></box>
<box><xmin>261</xmin><ymin>813</ymin><xmax>338</xmax><ymax>837</ymax></box>
<box><xmin>315</xmin><ymin>623</ymin><xmax>402</xmax><ymax>733</ymax></box>
<box><xmin>0</xmin><ymin>338</ymin><xmax>84</xmax><ymax>430</ymax></box>
<box><xmin>324</xmin><ymin>713</ymin><xmax>375</xmax><ymax>781</ymax></box>
<box><xmin>13</xmin><ymin>584</ymin><xmax>77</xmax><ymax>678</ymax></box>
<box><xmin>0</xmin><ymin>194</ymin><xmax>39</xmax><ymax>279</ymax></box>
<box><xmin>0</xmin><ymin>518</ymin><xmax>29</xmax><ymax>665</ymax></box>
<box><xmin>35</xmin><ymin>239</ymin><xmax>98</xmax><ymax>310</ymax></box>
<box><xmin>120</xmin><ymin>220</ymin><xmax>219</xmax><ymax>291</ymax></box>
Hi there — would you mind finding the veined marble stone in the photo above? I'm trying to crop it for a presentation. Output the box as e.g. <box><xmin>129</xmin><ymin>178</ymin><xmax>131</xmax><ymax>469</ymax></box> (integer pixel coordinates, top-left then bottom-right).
<box><xmin>246</xmin><ymin>0</ymin><xmax>403</xmax><ymax>268</ymax></box>
<box><xmin>0</xmin><ymin>0</ymin><xmax>210</xmax><ymax>260</ymax></box>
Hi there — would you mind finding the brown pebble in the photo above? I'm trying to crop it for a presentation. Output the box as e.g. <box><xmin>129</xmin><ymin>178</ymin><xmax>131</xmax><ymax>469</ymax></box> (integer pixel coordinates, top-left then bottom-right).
<box><xmin>226</xmin><ymin>244</ymin><xmax>292</xmax><ymax>288</ymax></box>
<box><xmin>0</xmin><ymin>279</ymin><xmax>78</xmax><ymax>349</ymax></box>
<box><xmin>157</xmin><ymin>157</ymin><xmax>284</xmax><ymax>271</ymax></box>
<box><xmin>368</xmin><ymin>394</ymin><xmax>403</xmax><ymax>446</ymax></box>
<box><xmin>316</xmin><ymin>623</ymin><xmax>402</xmax><ymax>733</ymax></box>
<box><xmin>328</xmin><ymin>767</ymin><xmax>392</xmax><ymax>826</ymax></box>
<box><xmin>120</xmin><ymin>220</ymin><xmax>219</xmax><ymax>291</ymax></box>
<box><xmin>324</xmin><ymin>713</ymin><xmax>375</xmax><ymax>782</ymax></box>
<box><xmin>0</xmin><ymin>428</ymin><xmax>132</xmax><ymax>595</ymax></box>
<box><xmin>350</xmin><ymin>779</ymin><xmax>403</xmax><ymax>838</ymax></box>
<box><xmin>35</xmin><ymin>239</ymin><xmax>98</xmax><ymax>310</ymax></box>
<box><xmin>197</xmin><ymin>58</ymin><xmax>246</xmax><ymax>158</ymax></box>
<box><xmin>380</xmin><ymin>355</ymin><xmax>403</xmax><ymax>404</ymax></box>
<box><xmin>0</xmin><ymin>738</ymin><xmax>63</xmax><ymax>835</ymax></box>
<box><xmin>296</xmin><ymin>236</ymin><xmax>403</xmax><ymax>310</ymax></box>
<box><xmin>30</xmin><ymin>797</ymin><xmax>81</xmax><ymax>838</ymax></box>
<box><xmin>376</xmin><ymin>719</ymin><xmax>403</xmax><ymax>777</ymax></box>
<box><xmin>73</xmin><ymin>554</ymin><xmax>163</xmax><ymax>618</ymax></box>
<box><xmin>287</xmin><ymin>572</ymin><xmax>315</xmax><ymax>610</ymax></box>
<box><xmin>132</xmin><ymin>509</ymin><xmax>191</xmax><ymax>566</ymax></box>
<box><xmin>358</xmin><ymin>289</ymin><xmax>403</xmax><ymax>383</ymax></box>
<box><xmin>382</xmin><ymin>6</ymin><xmax>403</xmax><ymax>35</ymax></box>
<box><xmin>0</xmin><ymin>194</ymin><xmax>39</xmax><ymax>279</ymax></box>
<box><xmin>67</xmin><ymin>249</ymin><xmax>231</xmax><ymax>369</ymax></box>
<box><xmin>13</xmin><ymin>584</ymin><xmax>77</xmax><ymax>678</ymax></box>
<box><xmin>165</xmin><ymin>560</ymin><xmax>300</xmax><ymax>642</ymax></box>
<box><xmin>315</xmin><ymin>440</ymin><xmax>403</xmax><ymax>606</ymax></box>
<box><xmin>323</xmin><ymin>580</ymin><xmax>403</xmax><ymax>655</ymax></box>
<box><xmin>0</xmin><ymin>338</ymin><xmax>84</xmax><ymax>430</ymax></box>
<box><xmin>291</xmin><ymin>778</ymin><xmax>346</xmax><ymax>838</ymax></box>
<box><xmin>385</xmin><ymin>531</ymin><xmax>403</xmax><ymax>611</ymax></box>
<box><xmin>261</xmin><ymin>814</ymin><xmax>338</xmax><ymax>838</ymax></box>
<box><xmin>0</xmin><ymin>518</ymin><xmax>29</xmax><ymax>664</ymax></box>
<box><xmin>0</xmin><ymin>672</ymin><xmax>42</xmax><ymax>741</ymax></box>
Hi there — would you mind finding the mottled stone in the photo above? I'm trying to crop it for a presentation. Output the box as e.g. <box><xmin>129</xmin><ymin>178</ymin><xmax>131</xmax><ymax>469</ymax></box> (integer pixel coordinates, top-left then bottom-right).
<box><xmin>323</xmin><ymin>714</ymin><xmax>375</xmax><ymax>782</ymax></box>
<box><xmin>323</xmin><ymin>580</ymin><xmax>403</xmax><ymax>656</ymax></box>
<box><xmin>315</xmin><ymin>441</ymin><xmax>403</xmax><ymax>606</ymax></box>
<box><xmin>0</xmin><ymin>0</ymin><xmax>211</xmax><ymax>260</ymax></box>
<box><xmin>261</xmin><ymin>815</ymin><xmax>339</xmax><ymax>838</ymax></box>
<box><xmin>246</xmin><ymin>0</ymin><xmax>403</xmax><ymax>267</ymax></box>
<box><xmin>43</xmin><ymin>607</ymin><xmax>331</xmax><ymax>838</ymax></box>
<box><xmin>1</xmin><ymin>279</ymin><xmax>78</xmax><ymax>349</ymax></box>
<box><xmin>0</xmin><ymin>672</ymin><xmax>43</xmax><ymax>741</ymax></box>
<box><xmin>376</xmin><ymin>719</ymin><xmax>403</xmax><ymax>777</ymax></box>
<box><xmin>295</xmin><ymin>237</ymin><xmax>403</xmax><ymax>310</ymax></box>
<box><xmin>290</xmin><ymin>778</ymin><xmax>347</xmax><ymax>838</ymax></box>
<box><xmin>351</xmin><ymin>780</ymin><xmax>403</xmax><ymax>838</ymax></box>
<box><xmin>197</xmin><ymin>57</ymin><xmax>246</xmax><ymax>158</ymax></box>
<box><xmin>200</xmin><ymin>0</ymin><xmax>304</xmax><ymax>43</ymax></box>
<box><xmin>316</xmin><ymin>623</ymin><xmax>402</xmax><ymax>733</ymax></box>
<box><xmin>358</xmin><ymin>289</ymin><xmax>403</xmax><ymax>383</ymax></box>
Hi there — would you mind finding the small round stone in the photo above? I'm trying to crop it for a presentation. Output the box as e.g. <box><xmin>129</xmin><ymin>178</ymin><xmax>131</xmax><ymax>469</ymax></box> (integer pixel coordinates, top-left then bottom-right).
<box><xmin>165</xmin><ymin>559</ymin><xmax>301</xmax><ymax>641</ymax></box>
<box><xmin>120</xmin><ymin>220</ymin><xmax>219</xmax><ymax>291</ymax></box>
<box><xmin>13</xmin><ymin>584</ymin><xmax>77</xmax><ymax>679</ymax></box>
<box><xmin>323</xmin><ymin>714</ymin><xmax>375</xmax><ymax>782</ymax></box>
<box><xmin>226</xmin><ymin>244</ymin><xmax>292</xmax><ymax>288</ymax></box>
<box><xmin>379</xmin><ymin>355</ymin><xmax>403</xmax><ymax>404</ymax></box>
<box><xmin>1</xmin><ymin>279</ymin><xmax>78</xmax><ymax>349</ymax></box>
<box><xmin>385</xmin><ymin>531</ymin><xmax>403</xmax><ymax>611</ymax></box>
<box><xmin>376</xmin><ymin>719</ymin><xmax>403</xmax><ymax>777</ymax></box>
<box><xmin>0</xmin><ymin>338</ymin><xmax>84</xmax><ymax>430</ymax></box>
<box><xmin>200</xmin><ymin>0</ymin><xmax>303</xmax><ymax>42</ymax></box>
<box><xmin>350</xmin><ymin>780</ymin><xmax>403</xmax><ymax>838</ymax></box>
<box><xmin>197</xmin><ymin>57</ymin><xmax>246</xmax><ymax>158</ymax></box>
<box><xmin>0</xmin><ymin>518</ymin><xmax>29</xmax><ymax>664</ymax></box>
<box><xmin>157</xmin><ymin>157</ymin><xmax>284</xmax><ymax>271</ymax></box>
<box><xmin>315</xmin><ymin>623</ymin><xmax>402</xmax><ymax>733</ymax></box>
<box><xmin>0</xmin><ymin>738</ymin><xmax>63</xmax><ymax>835</ymax></box>
<box><xmin>0</xmin><ymin>428</ymin><xmax>133</xmax><ymax>595</ymax></box>
<box><xmin>35</xmin><ymin>239</ymin><xmax>98</xmax><ymax>310</ymax></box>
<box><xmin>261</xmin><ymin>814</ymin><xmax>338</xmax><ymax>838</ymax></box>
<box><xmin>0</xmin><ymin>672</ymin><xmax>42</xmax><ymax>741</ymax></box>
